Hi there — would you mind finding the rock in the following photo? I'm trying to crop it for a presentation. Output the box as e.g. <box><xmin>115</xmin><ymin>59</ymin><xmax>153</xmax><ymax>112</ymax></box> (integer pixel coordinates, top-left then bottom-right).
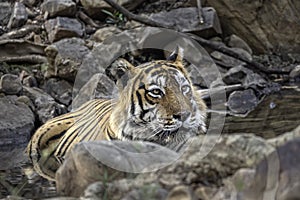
<box><xmin>44</xmin><ymin>78</ymin><xmax>73</xmax><ymax>106</ymax></box>
<box><xmin>227</xmin><ymin>89</ymin><xmax>258</xmax><ymax>114</ymax></box>
<box><xmin>0</xmin><ymin>96</ymin><xmax>35</xmax><ymax>146</ymax></box>
<box><xmin>72</xmin><ymin>73</ymin><xmax>116</xmax><ymax>109</ymax></box>
<box><xmin>166</xmin><ymin>185</ymin><xmax>193</xmax><ymax>200</ymax></box>
<box><xmin>0</xmin><ymin>74</ymin><xmax>22</xmax><ymax>95</ymax></box>
<box><xmin>22</xmin><ymin>75</ymin><xmax>38</xmax><ymax>87</ymax></box>
<box><xmin>45</xmin><ymin>38</ymin><xmax>90</xmax><ymax>81</ymax></box>
<box><xmin>289</xmin><ymin>65</ymin><xmax>300</xmax><ymax>79</ymax></box>
<box><xmin>56</xmin><ymin>140</ymin><xmax>179</xmax><ymax>197</ymax></box>
<box><xmin>7</xmin><ymin>2</ymin><xmax>28</xmax><ymax>29</ymax></box>
<box><xmin>223</xmin><ymin>65</ymin><xmax>267</xmax><ymax>87</ymax></box>
<box><xmin>267</xmin><ymin>125</ymin><xmax>300</xmax><ymax>147</ymax></box>
<box><xmin>92</xmin><ymin>26</ymin><xmax>122</xmax><ymax>42</ymax></box>
<box><xmin>228</xmin><ymin>138</ymin><xmax>300</xmax><ymax>200</ymax></box>
<box><xmin>211</xmin><ymin>51</ymin><xmax>245</xmax><ymax>68</ymax></box>
<box><xmin>45</xmin><ymin>17</ymin><xmax>84</xmax><ymax>43</ymax></box>
<box><xmin>206</xmin><ymin>0</ymin><xmax>300</xmax><ymax>54</ymax></box>
<box><xmin>0</xmin><ymin>2</ymin><xmax>12</xmax><ymax>26</ymax></box>
<box><xmin>80</xmin><ymin>0</ymin><xmax>145</xmax><ymax>19</ymax></box>
<box><xmin>150</xmin><ymin>7</ymin><xmax>222</xmax><ymax>38</ymax></box>
<box><xmin>121</xmin><ymin>185</ymin><xmax>168</xmax><ymax>200</ymax></box>
<box><xmin>41</xmin><ymin>0</ymin><xmax>76</xmax><ymax>18</ymax></box>
<box><xmin>0</xmin><ymin>40</ymin><xmax>47</xmax><ymax>64</ymax></box>
<box><xmin>22</xmin><ymin>86</ymin><xmax>67</xmax><ymax>123</ymax></box>
<box><xmin>226</xmin><ymin>34</ymin><xmax>253</xmax><ymax>55</ymax></box>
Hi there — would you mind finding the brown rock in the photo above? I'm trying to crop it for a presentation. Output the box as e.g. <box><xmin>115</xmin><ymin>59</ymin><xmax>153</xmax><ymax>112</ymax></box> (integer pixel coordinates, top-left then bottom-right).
<box><xmin>207</xmin><ymin>0</ymin><xmax>300</xmax><ymax>54</ymax></box>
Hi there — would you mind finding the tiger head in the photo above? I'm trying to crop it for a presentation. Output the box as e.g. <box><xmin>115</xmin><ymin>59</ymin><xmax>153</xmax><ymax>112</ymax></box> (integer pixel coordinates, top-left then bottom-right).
<box><xmin>110</xmin><ymin>48</ymin><xmax>207</xmax><ymax>147</ymax></box>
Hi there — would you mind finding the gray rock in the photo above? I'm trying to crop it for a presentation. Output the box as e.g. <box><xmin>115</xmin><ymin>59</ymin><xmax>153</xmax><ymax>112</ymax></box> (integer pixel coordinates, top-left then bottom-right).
<box><xmin>0</xmin><ymin>96</ymin><xmax>35</xmax><ymax>146</ymax></box>
<box><xmin>7</xmin><ymin>2</ymin><xmax>28</xmax><ymax>29</ymax></box>
<box><xmin>44</xmin><ymin>78</ymin><xmax>73</xmax><ymax>106</ymax></box>
<box><xmin>227</xmin><ymin>89</ymin><xmax>258</xmax><ymax>114</ymax></box>
<box><xmin>56</xmin><ymin>140</ymin><xmax>179</xmax><ymax>197</ymax></box>
<box><xmin>45</xmin><ymin>38</ymin><xmax>90</xmax><ymax>81</ymax></box>
<box><xmin>211</xmin><ymin>50</ymin><xmax>245</xmax><ymax>68</ymax></box>
<box><xmin>22</xmin><ymin>86</ymin><xmax>67</xmax><ymax>123</ymax></box>
<box><xmin>227</xmin><ymin>34</ymin><xmax>253</xmax><ymax>55</ymax></box>
<box><xmin>150</xmin><ymin>7</ymin><xmax>222</xmax><ymax>37</ymax></box>
<box><xmin>0</xmin><ymin>2</ymin><xmax>12</xmax><ymax>26</ymax></box>
<box><xmin>223</xmin><ymin>65</ymin><xmax>267</xmax><ymax>87</ymax></box>
<box><xmin>207</xmin><ymin>0</ymin><xmax>300</xmax><ymax>54</ymax></box>
<box><xmin>41</xmin><ymin>0</ymin><xmax>76</xmax><ymax>18</ymax></box>
<box><xmin>80</xmin><ymin>0</ymin><xmax>145</xmax><ymax>19</ymax></box>
<box><xmin>108</xmin><ymin>134</ymin><xmax>273</xmax><ymax>199</ymax></box>
<box><xmin>45</xmin><ymin>17</ymin><xmax>84</xmax><ymax>43</ymax></box>
<box><xmin>289</xmin><ymin>65</ymin><xmax>300</xmax><ymax>79</ymax></box>
<box><xmin>72</xmin><ymin>73</ymin><xmax>116</xmax><ymax>109</ymax></box>
<box><xmin>0</xmin><ymin>74</ymin><xmax>22</xmax><ymax>95</ymax></box>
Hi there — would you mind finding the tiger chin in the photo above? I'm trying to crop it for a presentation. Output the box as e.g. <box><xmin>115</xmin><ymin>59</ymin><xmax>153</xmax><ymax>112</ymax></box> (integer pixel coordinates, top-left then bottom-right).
<box><xmin>27</xmin><ymin>47</ymin><xmax>207</xmax><ymax>180</ymax></box>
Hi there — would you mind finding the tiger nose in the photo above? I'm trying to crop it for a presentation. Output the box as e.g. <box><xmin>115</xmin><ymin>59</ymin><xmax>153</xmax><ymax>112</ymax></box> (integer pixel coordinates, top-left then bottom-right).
<box><xmin>173</xmin><ymin>111</ymin><xmax>189</xmax><ymax>121</ymax></box>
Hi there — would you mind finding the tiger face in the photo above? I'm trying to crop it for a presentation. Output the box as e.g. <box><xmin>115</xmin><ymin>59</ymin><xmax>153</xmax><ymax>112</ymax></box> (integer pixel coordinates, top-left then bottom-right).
<box><xmin>110</xmin><ymin>48</ymin><xmax>206</xmax><ymax>146</ymax></box>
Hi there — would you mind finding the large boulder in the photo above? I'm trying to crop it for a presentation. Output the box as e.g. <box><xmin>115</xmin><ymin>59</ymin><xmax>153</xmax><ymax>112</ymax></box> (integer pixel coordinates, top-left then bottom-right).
<box><xmin>56</xmin><ymin>134</ymin><xmax>275</xmax><ymax>198</ymax></box>
<box><xmin>0</xmin><ymin>96</ymin><xmax>35</xmax><ymax>147</ymax></box>
<box><xmin>206</xmin><ymin>0</ymin><xmax>300</xmax><ymax>54</ymax></box>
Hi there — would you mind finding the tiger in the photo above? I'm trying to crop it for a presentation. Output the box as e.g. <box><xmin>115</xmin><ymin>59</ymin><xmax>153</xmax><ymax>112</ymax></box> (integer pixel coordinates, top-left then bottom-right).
<box><xmin>26</xmin><ymin>47</ymin><xmax>207</xmax><ymax>180</ymax></box>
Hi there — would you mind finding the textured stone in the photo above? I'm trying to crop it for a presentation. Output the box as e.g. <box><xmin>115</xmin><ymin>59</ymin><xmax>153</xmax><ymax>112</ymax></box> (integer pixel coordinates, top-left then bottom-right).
<box><xmin>56</xmin><ymin>140</ymin><xmax>178</xmax><ymax>197</ymax></box>
<box><xmin>0</xmin><ymin>96</ymin><xmax>35</xmax><ymax>146</ymax></box>
<box><xmin>0</xmin><ymin>74</ymin><xmax>22</xmax><ymax>95</ymax></box>
<box><xmin>7</xmin><ymin>2</ymin><xmax>28</xmax><ymax>29</ymax></box>
<box><xmin>45</xmin><ymin>17</ymin><xmax>84</xmax><ymax>43</ymax></box>
<box><xmin>222</xmin><ymin>65</ymin><xmax>267</xmax><ymax>87</ymax></box>
<box><xmin>150</xmin><ymin>7</ymin><xmax>222</xmax><ymax>37</ymax></box>
<box><xmin>211</xmin><ymin>50</ymin><xmax>245</xmax><ymax>68</ymax></box>
<box><xmin>44</xmin><ymin>78</ymin><xmax>73</xmax><ymax>106</ymax></box>
<box><xmin>227</xmin><ymin>34</ymin><xmax>253</xmax><ymax>55</ymax></box>
<box><xmin>227</xmin><ymin>89</ymin><xmax>258</xmax><ymax>114</ymax></box>
<box><xmin>22</xmin><ymin>86</ymin><xmax>67</xmax><ymax>123</ymax></box>
<box><xmin>41</xmin><ymin>0</ymin><xmax>76</xmax><ymax>18</ymax></box>
<box><xmin>207</xmin><ymin>0</ymin><xmax>300</xmax><ymax>54</ymax></box>
<box><xmin>45</xmin><ymin>38</ymin><xmax>90</xmax><ymax>81</ymax></box>
<box><xmin>0</xmin><ymin>2</ymin><xmax>12</xmax><ymax>26</ymax></box>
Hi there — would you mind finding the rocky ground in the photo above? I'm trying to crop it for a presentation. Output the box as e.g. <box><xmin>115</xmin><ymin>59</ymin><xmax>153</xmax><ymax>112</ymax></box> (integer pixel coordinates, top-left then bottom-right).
<box><xmin>0</xmin><ymin>0</ymin><xmax>300</xmax><ymax>199</ymax></box>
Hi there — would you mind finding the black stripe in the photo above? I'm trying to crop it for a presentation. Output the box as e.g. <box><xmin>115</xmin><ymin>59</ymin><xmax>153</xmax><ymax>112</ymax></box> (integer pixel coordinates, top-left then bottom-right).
<box><xmin>130</xmin><ymin>94</ymin><xmax>135</xmax><ymax>115</ymax></box>
<box><xmin>46</xmin><ymin>131</ymin><xmax>66</xmax><ymax>146</ymax></box>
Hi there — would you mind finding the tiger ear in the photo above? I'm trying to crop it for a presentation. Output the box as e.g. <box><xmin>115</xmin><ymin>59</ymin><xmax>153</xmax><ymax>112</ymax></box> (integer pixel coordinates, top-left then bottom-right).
<box><xmin>107</xmin><ymin>58</ymin><xmax>139</xmax><ymax>90</ymax></box>
<box><xmin>167</xmin><ymin>46</ymin><xmax>184</xmax><ymax>64</ymax></box>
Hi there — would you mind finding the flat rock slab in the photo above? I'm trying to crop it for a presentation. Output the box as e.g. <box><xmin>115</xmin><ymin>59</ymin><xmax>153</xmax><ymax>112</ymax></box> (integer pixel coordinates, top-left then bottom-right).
<box><xmin>0</xmin><ymin>96</ymin><xmax>35</xmax><ymax>147</ymax></box>
<box><xmin>56</xmin><ymin>140</ymin><xmax>179</xmax><ymax>197</ymax></box>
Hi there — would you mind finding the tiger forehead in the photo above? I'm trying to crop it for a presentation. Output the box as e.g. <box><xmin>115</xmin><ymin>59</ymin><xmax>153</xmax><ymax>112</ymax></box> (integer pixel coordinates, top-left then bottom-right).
<box><xmin>139</xmin><ymin>65</ymin><xmax>188</xmax><ymax>87</ymax></box>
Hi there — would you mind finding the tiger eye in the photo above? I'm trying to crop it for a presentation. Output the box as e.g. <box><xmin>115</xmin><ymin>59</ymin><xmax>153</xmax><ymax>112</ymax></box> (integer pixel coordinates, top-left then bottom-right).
<box><xmin>151</xmin><ymin>89</ymin><xmax>161</xmax><ymax>95</ymax></box>
<box><xmin>181</xmin><ymin>85</ymin><xmax>191</xmax><ymax>94</ymax></box>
